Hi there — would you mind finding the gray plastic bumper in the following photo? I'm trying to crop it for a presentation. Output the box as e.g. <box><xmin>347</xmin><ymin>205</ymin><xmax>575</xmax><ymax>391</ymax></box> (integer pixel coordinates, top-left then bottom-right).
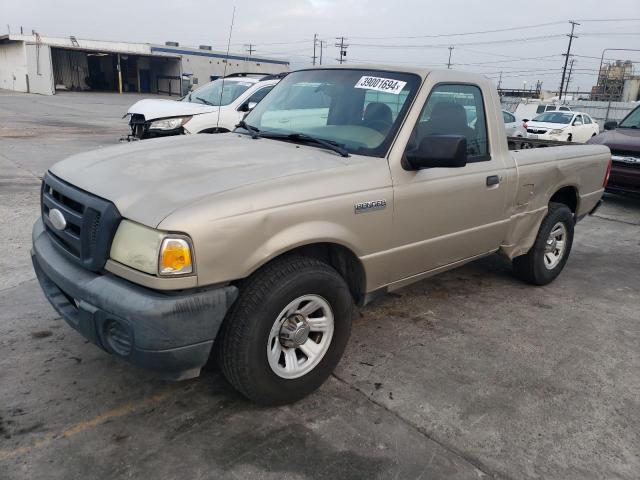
<box><xmin>31</xmin><ymin>218</ymin><xmax>238</xmax><ymax>380</ymax></box>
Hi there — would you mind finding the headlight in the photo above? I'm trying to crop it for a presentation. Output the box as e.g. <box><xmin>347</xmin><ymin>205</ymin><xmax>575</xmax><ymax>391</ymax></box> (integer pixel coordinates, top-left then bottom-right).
<box><xmin>550</xmin><ymin>129</ymin><xmax>564</xmax><ymax>135</ymax></box>
<box><xmin>109</xmin><ymin>220</ymin><xmax>194</xmax><ymax>276</ymax></box>
<box><xmin>148</xmin><ymin>116</ymin><xmax>192</xmax><ymax>131</ymax></box>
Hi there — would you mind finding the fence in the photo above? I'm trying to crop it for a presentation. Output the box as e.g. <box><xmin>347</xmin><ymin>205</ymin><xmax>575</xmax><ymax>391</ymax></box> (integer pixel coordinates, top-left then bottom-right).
<box><xmin>501</xmin><ymin>97</ymin><xmax>637</xmax><ymax>127</ymax></box>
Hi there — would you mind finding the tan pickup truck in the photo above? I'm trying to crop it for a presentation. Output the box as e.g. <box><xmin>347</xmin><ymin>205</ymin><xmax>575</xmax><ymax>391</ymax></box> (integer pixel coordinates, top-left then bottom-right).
<box><xmin>32</xmin><ymin>66</ymin><xmax>611</xmax><ymax>405</ymax></box>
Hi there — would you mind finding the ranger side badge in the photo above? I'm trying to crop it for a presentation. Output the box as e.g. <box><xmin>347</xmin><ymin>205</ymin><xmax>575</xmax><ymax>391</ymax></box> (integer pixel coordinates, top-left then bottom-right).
<box><xmin>354</xmin><ymin>199</ymin><xmax>387</xmax><ymax>214</ymax></box>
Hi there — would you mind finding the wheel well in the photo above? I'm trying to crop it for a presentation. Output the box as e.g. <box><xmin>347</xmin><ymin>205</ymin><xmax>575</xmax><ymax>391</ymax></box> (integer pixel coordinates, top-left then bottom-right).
<box><xmin>261</xmin><ymin>243</ymin><xmax>366</xmax><ymax>305</ymax></box>
<box><xmin>550</xmin><ymin>186</ymin><xmax>578</xmax><ymax>213</ymax></box>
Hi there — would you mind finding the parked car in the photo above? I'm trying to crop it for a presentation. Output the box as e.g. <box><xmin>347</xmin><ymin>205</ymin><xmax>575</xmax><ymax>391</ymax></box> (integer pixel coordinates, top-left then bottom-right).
<box><xmin>515</xmin><ymin>103</ymin><xmax>572</xmax><ymax>123</ymax></box>
<box><xmin>526</xmin><ymin>111</ymin><xmax>599</xmax><ymax>143</ymax></box>
<box><xmin>587</xmin><ymin>104</ymin><xmax>640</xmax><ymax>194</ymax></box>
<box><xmin>125</xmin><ymin>73</ymin><xmax>286</xmax><ymax>139</ymax></box>
<box><xmin>502</xmin><ymin>110</ymin><xmax>526</xmax><ymax>137</ymax></box>
<box><xmin>33</xmin><ymin>66</ymin><xmax>610</xmax><ymax>405</ymax></box>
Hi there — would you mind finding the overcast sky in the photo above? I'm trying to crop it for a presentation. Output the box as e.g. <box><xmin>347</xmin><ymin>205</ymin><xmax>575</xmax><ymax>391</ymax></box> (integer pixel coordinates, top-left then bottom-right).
<box><xmin>2</xmin><ymin>0</ymin><xmax>640</xmax><ymax>89</ymax></box>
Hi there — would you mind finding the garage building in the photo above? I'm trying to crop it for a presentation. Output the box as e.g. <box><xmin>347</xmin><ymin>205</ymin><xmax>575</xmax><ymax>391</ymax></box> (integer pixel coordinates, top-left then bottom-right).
<box><xmin>0</xmin><ymin>33</ymin><xmax>290</xmax><ymax>95</ymax></box>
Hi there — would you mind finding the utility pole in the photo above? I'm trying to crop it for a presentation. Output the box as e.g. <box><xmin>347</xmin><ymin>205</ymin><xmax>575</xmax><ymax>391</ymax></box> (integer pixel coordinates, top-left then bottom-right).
<box><xmin>319</xmin><ymin>40</ymin><xmax>324</xmax><ymax>65</ymax></box>
<box><xmin>558</xmin><ymin>20</ymin><xmax>579</xmax><ymax>100</ymax></box>
<box><xmin>447</xmin><ymin>46</ymin><xmax>454</xmax><ymax>69</ymax></box>
<box><xmin>335</xmin><ymin>37</ymin><xmax>348</xmax><ymax>64</ymax></box>
<box><xmin>245</xmin><ymin>44</ymin><xmax>255</xmax><ymax>55</ymax></box>
<box><xmin>497</xmin><ymin>71</ymin><xmax>503</xmax><ymax>90</ymax></box>
<box><xmin>312</xmin><ymin>33</ymin><xmax>318</xmax><ymax>66</ymax></box>
<box><xmin>563</xmin><ymin>58</ymin><xmax>575</xmax><ymax>99</ymax></box>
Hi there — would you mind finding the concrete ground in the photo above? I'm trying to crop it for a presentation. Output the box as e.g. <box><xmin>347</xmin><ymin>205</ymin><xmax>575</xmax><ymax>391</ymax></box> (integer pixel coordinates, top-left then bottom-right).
<box><xmin>1</xmin><ymin>90</ymin><xmax>639</xmax><ymax>480</ymax></box>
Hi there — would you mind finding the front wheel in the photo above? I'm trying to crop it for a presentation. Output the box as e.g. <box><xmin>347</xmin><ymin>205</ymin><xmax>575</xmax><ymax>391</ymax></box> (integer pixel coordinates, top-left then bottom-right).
<box><xmin>513</xmin><ymin>202</ymin><xmax>574</xmax><ymax>285</ymax></box>
<box><xmin>216</xmin><ymin>255</ymin><xmax>353</xmax><ymax>405</ymax></box>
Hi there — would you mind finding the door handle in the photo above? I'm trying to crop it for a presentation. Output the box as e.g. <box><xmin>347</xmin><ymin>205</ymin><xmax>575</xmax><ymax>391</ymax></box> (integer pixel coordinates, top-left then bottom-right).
<box><xmin>486</xmin><ymin>175</ymin><xmax>500</xmax><ymax>186</ymax></box>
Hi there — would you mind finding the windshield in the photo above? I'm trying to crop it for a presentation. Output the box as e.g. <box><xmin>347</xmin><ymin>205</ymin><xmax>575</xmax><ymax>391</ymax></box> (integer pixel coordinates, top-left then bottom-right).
<box><xmin>242</xmin><ymin>69</ymin><xmax>422</xmax><ymax>157</ymax></box>
<box><xmin>532</xmin><ymin>112</ymin><xmax>574</xmax><ymax>124</ymax></box>
<box><xmin>184</xmin><ymin>78</ymin><xmax>254</xmax><ymax>106</ymax></box>
<box><xmin>619</xmin><ymin>106</ymin><xmax>640</xmax><ymax>128</ymax></box>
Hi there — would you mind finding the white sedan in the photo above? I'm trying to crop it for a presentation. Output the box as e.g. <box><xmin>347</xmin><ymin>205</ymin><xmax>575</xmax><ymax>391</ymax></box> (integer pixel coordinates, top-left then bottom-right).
<box><xmin>525</xmin><ymin>111</ymin><xmax>599</xmax><ymax>143</ymax></box>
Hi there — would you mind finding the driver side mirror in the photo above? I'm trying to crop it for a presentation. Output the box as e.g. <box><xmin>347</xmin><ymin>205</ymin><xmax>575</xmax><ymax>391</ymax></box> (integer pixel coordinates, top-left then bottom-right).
<box><xmin>604</xmin><ymin>121</ymin><xmax>618</xmax><ymax>131</ymax></box>
<box><xmin>405</xmin><ymin>135</ymin><xmax>467</xmax><ymax>170</ymax></box>
<box><xmin>239</xmin><ymin>101</ymin><xmax>258</xmax><ymax>113</ymax></box>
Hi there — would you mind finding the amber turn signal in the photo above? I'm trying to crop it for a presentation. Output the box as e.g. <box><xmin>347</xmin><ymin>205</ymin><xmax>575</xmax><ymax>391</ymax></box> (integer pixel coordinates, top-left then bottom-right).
<box><xmin>159</xmin><ymin>238</ymin><xmax>193</xmax><ymax>275</ymax></box>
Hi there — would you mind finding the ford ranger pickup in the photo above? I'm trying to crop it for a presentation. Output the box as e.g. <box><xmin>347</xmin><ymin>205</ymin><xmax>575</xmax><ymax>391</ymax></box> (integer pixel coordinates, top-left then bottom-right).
<box><xmin>32</xmin><ymin>66</ymin><xmax>611</xmax><ymax>405</ymax></box>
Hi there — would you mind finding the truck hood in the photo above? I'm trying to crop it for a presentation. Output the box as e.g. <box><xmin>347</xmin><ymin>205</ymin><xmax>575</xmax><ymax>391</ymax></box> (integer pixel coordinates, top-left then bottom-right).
<box><xmin>127</xmin><ymin>99</ymin><xmax>219</xmax><ymax>121</ymax></box>
<box><xmin>49</xmin><ymin>134</ymin><xmax>360</xmax><ymax>227</ymax></box>
<box><xmin>588</xmin><ymin>128</ymin><xmax>640</xmax><ymax>152</ymax></box>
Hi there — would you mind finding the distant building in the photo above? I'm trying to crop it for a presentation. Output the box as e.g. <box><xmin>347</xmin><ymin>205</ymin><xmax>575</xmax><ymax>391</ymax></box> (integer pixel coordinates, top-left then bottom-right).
<box><xmin>591</xmin><ymin>60</ymin><xmax>637</xmax><ymax>101</ymax></box>
<box><xmin>0</xmin><ymin>33</ymin><xmax>289</xmax><ymax>95</ymax></box>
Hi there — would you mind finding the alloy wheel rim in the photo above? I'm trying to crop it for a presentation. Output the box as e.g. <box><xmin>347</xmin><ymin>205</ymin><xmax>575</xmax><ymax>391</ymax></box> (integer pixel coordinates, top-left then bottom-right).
<box><xmin>543</xmin><ymin>222</ymin><xmax>567</xmax><ymax>270</ymax></box>
<box><xmin>267</xmin><ymin>294</ymin><xmax>334</xmax><ymax>379</ymax></box>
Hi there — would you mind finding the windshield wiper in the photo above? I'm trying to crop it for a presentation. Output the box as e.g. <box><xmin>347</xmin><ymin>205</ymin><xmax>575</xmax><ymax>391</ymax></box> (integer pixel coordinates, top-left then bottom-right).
<box><xmin>195</xmin><ymin>96</ymin><xmax>215</xmax><ymax>106</ymax></box>
<box><xmin>261</xmin><ymin>132</ymin><xmax>350</xmax><ymax>157</ymax></box>
<box><xmin>235</xmin><ymin>120</ymin><xmax>261</xmax><ymax>139</ymax></box>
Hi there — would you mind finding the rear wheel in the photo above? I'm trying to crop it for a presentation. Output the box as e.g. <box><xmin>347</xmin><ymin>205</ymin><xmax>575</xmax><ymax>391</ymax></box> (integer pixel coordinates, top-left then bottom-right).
<box><xmin>513</xmin><ymin>202</ymin><xmax>574</xmax><ymax>285</ymax></box>
<box><xmin>217</xmin><ymin>255</ymin><xmax>353</xmax><ymax>405</ymax></box>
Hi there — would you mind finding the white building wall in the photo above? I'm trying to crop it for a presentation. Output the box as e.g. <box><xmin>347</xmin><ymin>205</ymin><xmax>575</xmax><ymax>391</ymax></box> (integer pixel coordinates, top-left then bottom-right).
<box><xmin>0</xmin><ymin>42</ymin><xmax>28</xmax><ymax>92</ymax></box>
<box><xmin>181</xmin><ymin>53</ymin><xmax>288</xmax><ymax>86</ymax></box>
<box><xmin>152</xmin><ymin>46</ymin><xmax>289</xmax><ymax>88</ymax></box>
<box><xmin>25</xmin><ymin>44</ymin><xmax>55</xmax><ymax>95</ymax></box>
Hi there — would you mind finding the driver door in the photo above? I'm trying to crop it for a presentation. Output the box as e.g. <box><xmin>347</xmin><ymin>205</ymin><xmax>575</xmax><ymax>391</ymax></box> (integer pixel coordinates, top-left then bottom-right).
<box><xmin>387</xmin><ymin>83</ymin><xmax>510</xmax><ymax>282</ymax></box>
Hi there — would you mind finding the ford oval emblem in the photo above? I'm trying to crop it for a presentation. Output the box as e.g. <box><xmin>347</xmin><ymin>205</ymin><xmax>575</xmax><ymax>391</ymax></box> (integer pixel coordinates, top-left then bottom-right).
<box><xmin>48</xmin><ymin>208</ymin><xmax>67</xmax><ymax>231</ymax></box>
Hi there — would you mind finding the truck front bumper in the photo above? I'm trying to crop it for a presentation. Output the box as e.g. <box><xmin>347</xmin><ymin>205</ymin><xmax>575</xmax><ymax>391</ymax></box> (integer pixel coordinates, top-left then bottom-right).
<box><xmin>31</xmin><ymin>219</ymin><xmax>238</xmax><ymax>380</ymax></box>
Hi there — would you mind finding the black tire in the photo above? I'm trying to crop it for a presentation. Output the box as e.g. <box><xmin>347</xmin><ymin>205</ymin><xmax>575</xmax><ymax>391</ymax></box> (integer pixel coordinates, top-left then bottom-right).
<box><xmin>513</xmin><ymin>202</ymin><xmax>574</xmax><ymax>286</ymax></box>
<box><xmin>216</xmin><ymin>255</ymin><xmax>354</xmax><ymax>405</ymax></box>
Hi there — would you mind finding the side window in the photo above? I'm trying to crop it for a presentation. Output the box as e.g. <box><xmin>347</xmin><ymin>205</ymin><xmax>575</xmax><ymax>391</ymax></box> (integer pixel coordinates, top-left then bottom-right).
<box><xmin>584</xmin><ymin>115</ymin><xmax>592</xmax><ymax>124</ymax></box>
<box><xmin>574</xmin><ymin>115</ymin><xmax>583</xmax><ymax>125</ymax></box>
<box><xmin>246</xmin><ymin>86</ymin><xmax>273</xmax><ymax>105</ymax></box>
<box><xmin>502</xmin><ymin>111</ymin><xmax>515</xmax><ymax>123</ymax></box>
<box><xmin>559</xmin><ymin>106</ymin><xmax>570</xmax><ymax>111</ymax></box>
<box><xmin>536</xmin><ymin>105</ymin><xmax>546</xmax><ymax>114</ymax></box>
<box><xmin>414</xmin><ymin>84</ymin><xmax>489</xmax><ymax>161</ymax></box>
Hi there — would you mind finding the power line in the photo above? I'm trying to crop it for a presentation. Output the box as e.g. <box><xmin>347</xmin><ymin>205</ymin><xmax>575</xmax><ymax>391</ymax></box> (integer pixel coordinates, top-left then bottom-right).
<box><xmin>349</xmin><ymin>33</ymin><xmax>566</xmax><ymax>49</ymax></box>
<box><xmin>576</xmin><ymin>18</ymin><xmax>640</xmax><ymax>22</ymax></box>
<box><xmin>346</xmin><ymin>20</ymin><xmax>567</xmax><ymax>40</ymax></box>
